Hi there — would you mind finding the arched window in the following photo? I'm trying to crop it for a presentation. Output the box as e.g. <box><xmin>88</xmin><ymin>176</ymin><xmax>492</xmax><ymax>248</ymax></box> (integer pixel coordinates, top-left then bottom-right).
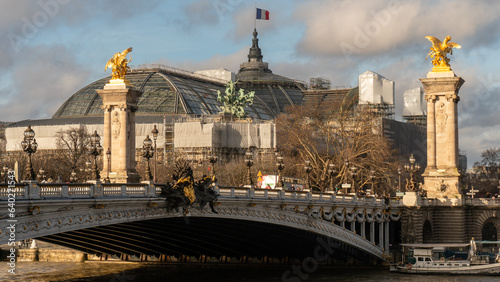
<box><xmin>422</xmin><ymin>220</ymin><xmax>432</xmax><ymax>243</ymax></box>
<box><xmin>482</xmin><ymin>222</ymin><xmax>497</xmax><ymax>241</ymax></box>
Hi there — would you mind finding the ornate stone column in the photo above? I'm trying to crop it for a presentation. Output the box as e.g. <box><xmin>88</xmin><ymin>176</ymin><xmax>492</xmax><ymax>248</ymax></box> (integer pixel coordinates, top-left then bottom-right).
<box><xmin>420</xmin><ymin>71</ymin><xmax>464</xmax><ymax>198</ymax></box>
<box><xmin>96</xmin><ymin>83</ymin><xmax>142</xmax><ymax>183</ymax></box>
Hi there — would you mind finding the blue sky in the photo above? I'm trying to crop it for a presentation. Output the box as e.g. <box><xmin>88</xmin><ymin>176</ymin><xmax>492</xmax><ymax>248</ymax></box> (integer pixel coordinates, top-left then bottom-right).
<box><xmin>1</xmin><ymin>0</ymin><xmax>500</xmax><ymax>167</ymax></box>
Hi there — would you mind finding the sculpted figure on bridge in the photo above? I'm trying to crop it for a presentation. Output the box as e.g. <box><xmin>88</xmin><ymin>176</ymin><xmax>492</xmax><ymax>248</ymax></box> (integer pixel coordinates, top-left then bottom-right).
<box><xmin>425</xmin><ymin>36</ymin><xmax>461</xmax><ymax>72</ymax></box>
<box><xmin>105</xmin><ymin>47</ymin><xmax>133</xmax><ymax>84</ymax></box>
<box><xmin>161</xmin><ymin>158</ymin><xmax>218</xmax><ymax>214</ymax></box>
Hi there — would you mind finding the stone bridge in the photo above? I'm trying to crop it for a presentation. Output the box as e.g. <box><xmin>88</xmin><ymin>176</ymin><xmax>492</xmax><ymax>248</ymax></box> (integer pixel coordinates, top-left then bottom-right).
<box><xmin>0</xmin><ymin>182</ymin><xmax>401</xmax><ymax>263</ymax></box>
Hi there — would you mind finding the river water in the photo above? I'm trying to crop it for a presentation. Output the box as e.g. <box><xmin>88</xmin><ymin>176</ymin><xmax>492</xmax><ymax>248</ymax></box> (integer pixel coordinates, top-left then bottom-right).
<box><xmin>1</xmin><ymin>262</ymin><xmax>499</xmax><ymax>281</ymax></box>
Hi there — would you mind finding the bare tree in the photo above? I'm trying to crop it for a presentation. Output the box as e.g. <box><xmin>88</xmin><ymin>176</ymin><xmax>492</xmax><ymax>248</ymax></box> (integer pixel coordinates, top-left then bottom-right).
<box><xmin>55</xmin><ymin>127</ymin><xmax>91</xmax><ymax>171</ymax></box>
<box><xmin>276</xmin><ymin>94</ymin><xmax>399</xmax><ymax>194</ymax></box>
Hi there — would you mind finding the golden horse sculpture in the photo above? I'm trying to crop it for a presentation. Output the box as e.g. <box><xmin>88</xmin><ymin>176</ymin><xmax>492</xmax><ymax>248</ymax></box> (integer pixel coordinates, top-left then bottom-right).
<box><xmin>105</xmin><ymin>47</ymin><xmax>133</xmax><ymax>84</ymax></box>
<box><xmin>425</xmin><ymin>36</ymin><xmax>461</xmax><ymax>72</ymax></box>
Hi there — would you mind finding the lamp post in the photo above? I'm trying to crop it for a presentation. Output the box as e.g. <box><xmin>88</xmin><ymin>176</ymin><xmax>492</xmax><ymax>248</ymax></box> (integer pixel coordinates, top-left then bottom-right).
<box><xmin>21</xmin><ymin>125</ymin><xmax>38</xmax><ymax>180</ymax></box>
<box><xmin>370</xmin><ymin>169</ymin><xmax>376</xmax><ymax>195</ymax></box>
<box><xmin>1</xmin><ymin>166</ymin><xmax>8</xmax><ymax>183</ymax></box>
<box><xmin>69</xmin><ymin>169</ymin><xmax>78</xmax><ymax>183</ymax></box>
<box><xmin>276</xmin><ymin>152</ymin><xmax>285</xmax><ymax>188</ymax></box>
<box><xmin>209</xmin><ymin>153</ymin><xmax>218</xmax><ymax>178</ymax></box>
<box><xmin>244</xmin><ymin>149</ymin><xmax>254</xmax><ymax>186</ymax></box>
<box><xmin>89</xmin><ymin>130</ymin><xmax>103</xmax><ymax>181</ymax></box>
<box><xmin>85</xmin><ymin>161</ymin><xmax>92</xmax><ymax>181</ymax></box>
<box><xmin>151</xmin><ymin>125</ymin><xmax>159</xmax><ymax>182</ymax></box>
<box><xmin>142</xmin><ymin>135</ymin><xmax>154</xmax><ymax>181</ymax></box>
<box><xmin>404</xmin><ymin>154</ymin><xmax>421</xmax><ymax>192</ymax></box>
<box><xmin>327</xmin><ymin>162</ymin><xmax>336</xmax><ymax>192</ymax></box>
<box><xmin>105</xmin><ymin>148</ymin><xmax>111</xmax><ymax>183</ymax></box>
<box><xmin>304</xmin><ymin>160</ymin><xmax>312</xmax><ymax>190</ymax></box>
<box><xmin>398</xmin><ymin>167</ymin><xmax>402</xmax><ymax>193</ymax></box>
<box><xmin>350</xmin><ymin>165</ymin><xmax>357</xmax><ymax>194</ymax></box>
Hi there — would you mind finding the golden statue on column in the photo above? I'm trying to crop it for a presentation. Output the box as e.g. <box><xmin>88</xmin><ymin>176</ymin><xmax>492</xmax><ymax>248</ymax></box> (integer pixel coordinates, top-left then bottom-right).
<box><xmin>425</xmin><ymin>36</ymin><xmax>461</xmax><ymax>72</ymax></box>
<box><xmin>104</xmin><ymin>47</ymin><xmax>133</xmax><ymax>84</ymax></box>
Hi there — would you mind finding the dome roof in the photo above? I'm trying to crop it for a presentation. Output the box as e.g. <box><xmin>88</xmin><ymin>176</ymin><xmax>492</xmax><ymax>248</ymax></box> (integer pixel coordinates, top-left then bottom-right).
<box><xmin>53</xmin><ymin>66</ymin><xmax>276</xmax><ymax>120</ymax></box>
<box><xmin>235</xmin><ymin>29</ymin><xmax>306</xmax><ymax>114</ymax></box>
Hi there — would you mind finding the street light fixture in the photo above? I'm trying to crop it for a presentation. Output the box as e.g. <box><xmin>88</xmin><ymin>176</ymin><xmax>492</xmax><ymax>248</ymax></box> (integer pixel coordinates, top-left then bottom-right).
<box><xmin>370</xmin><ymin>169</ymin><xmax>376</xmax><ymax>194</ymax></box>
<box><xmin>404</xmin><ymin>154</ymin><xmax>421</xmax><ymax>192</ymax></box>
<box><xmin>142</xmin><ymin>135</ymin><xmax>154</xmax><ymax>181</ymax></box>
<box><xmin>276</xmin><ymin>152</ymin><xmax>285</xmax><ymax>188</ymax></box>
<box><xmin>1</xmin><ymin>166</ymin><xmax>8</xmax><ymax>183</ymax></box>
<box><xmin>69</xmin><ymin>169</ymin><xmax>78</xmax><ymax>183</ymax></box>
<box><xmin>21</xmin><ymin>125</ymin><xmax>38</xmax><ymax>180</ymax></box>
<box><xmin>244</xmin><ymin>149</ymin><xmax>254</xmax><ymax>186</ymax></box>
<box><xmin>209</xmin><ymin>153</ymin><xmax>218</xmax><ymax>178</ymax></box>
<box><xmin>350</xmin><ymin>165</ymin><xmax>357</xmax><ymax>194</ymax></box>
<box><xmin>151</xmin><ymin>125</ymin><xmax>159</xmax><ymax>182</ymax></box>
<box><xmin>105</xmin><ymin>148</ymin><xmax>111</xmax><ymax>183</ymax></box>
<box><xmin>398</xmin><ymin>167</ymin><xmax>402</xmax><ymax>192</ymax></box>
<box><xmin>327</xmin><ymin>162</ymin><xmax>337</xmax><ymax>192</ymax></box>
<box><xmin>89</xmin><ymin>130</ymin><xmax>103</xmax><ymax>181</ymax></box>
<box><xmin>304</xmin><ymin>160</ymin><xmax>312</xmax><ymax>190</ymax></box>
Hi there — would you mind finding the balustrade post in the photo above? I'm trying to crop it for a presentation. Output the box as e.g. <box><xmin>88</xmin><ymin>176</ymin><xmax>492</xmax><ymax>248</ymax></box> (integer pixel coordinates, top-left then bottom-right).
<box><xmin>121</xmin><ymin>185</ymin><xmax>127</xmax><ymax>197</ymax></box>
<box><xmin>279</xmin><ymin>189</ymin><xmax>285</xmax><ymax>199</ymax></box>
<box><xmin>93</xmin><ymin>182</ymin><xmax>103</xmax><ymax>198</ymax></box>
<box><xmin>230</xmin><ymin>188</ymin><xmax>235</xmax><ymax>197</ymax></box>
<box><xmin>62</xmin><ymin>185</ymin><xmax>69</xmax><ymax>198</ymax></box>
<box><xmin>147</xmin><ymin>184</ymin><xmax>156</xmax><ymax>197</ymax></box>
<box><xmin>25</xmin><ymin>180</ymin><xmax>40</xmax><ymax>199</ymax></box>
<box><xmin>248</xmin><ymin>188</ymin><xmax>254</xmax><ymax>198</ymax></box>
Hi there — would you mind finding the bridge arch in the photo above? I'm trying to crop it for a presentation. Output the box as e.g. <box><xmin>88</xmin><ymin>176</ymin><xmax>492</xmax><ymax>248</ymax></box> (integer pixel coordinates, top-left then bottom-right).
<box><xmin>474</xmin><ymin>210</ymin><xmax>500</xmax><ymax>241</ymax></box>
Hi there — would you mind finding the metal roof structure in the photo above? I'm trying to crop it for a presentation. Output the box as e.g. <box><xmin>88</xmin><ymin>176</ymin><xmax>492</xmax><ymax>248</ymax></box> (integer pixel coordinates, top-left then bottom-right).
<box><xmin>52</xmin><ymin>66</ymin><xmax>276</xmax><ymax>120</ymax></box>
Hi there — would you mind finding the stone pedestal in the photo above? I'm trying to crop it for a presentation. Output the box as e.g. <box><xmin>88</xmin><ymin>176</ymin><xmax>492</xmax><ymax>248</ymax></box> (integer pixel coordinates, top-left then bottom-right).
<box><xmin>402</xmin><ymin>192</ymin><xmax>421</xmax><ymax>206</ymax></box>
<box><xmin>96</xmin><ymin>82</ymin><xmax>142</xmax><ymax>183</ymax></box>
<box><xmin>420</xmin><ymin>71</ymin><xmax>464</xmax><ymax>198</ymax></box>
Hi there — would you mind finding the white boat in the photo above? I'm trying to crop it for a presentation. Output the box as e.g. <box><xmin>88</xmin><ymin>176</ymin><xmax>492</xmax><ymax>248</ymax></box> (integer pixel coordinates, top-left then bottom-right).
<box><xmin>391</xmin><ymin>239</ymin><xmax>500</xmax><ymax>275</ymax></box>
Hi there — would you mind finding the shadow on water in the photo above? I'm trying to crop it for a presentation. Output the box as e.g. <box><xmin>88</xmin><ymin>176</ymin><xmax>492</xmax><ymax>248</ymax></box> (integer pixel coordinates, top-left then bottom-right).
<box><xmin>2</xmin><ymin>262</ymin><xmax>500</xmax><ymax>282</ymax></box>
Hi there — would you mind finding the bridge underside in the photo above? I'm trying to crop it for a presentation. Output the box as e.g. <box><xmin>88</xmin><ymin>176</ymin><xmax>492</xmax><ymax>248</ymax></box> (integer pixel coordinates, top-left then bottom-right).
<box><xmin>37</xmin><ymin>217</ymin><xmax>377</xmax><ymax>264</ymax></box>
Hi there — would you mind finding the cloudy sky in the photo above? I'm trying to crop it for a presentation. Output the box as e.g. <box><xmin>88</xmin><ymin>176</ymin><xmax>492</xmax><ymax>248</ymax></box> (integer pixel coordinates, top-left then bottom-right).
<box><xmin>1</xmin><ymin>0</ymin><xmax>499</xmax><ymax>167</ymax></box>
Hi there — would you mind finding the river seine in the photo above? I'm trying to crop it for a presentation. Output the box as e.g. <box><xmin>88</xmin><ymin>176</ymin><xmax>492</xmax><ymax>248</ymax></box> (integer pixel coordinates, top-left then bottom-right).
<box><xmin>1</xmin><ymin>262</ymin><xmax>499</xmax><ymax>281</ymax></box>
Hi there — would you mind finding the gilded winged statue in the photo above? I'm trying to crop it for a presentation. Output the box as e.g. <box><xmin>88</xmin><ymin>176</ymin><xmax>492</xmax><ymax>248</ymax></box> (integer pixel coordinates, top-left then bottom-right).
<box><xmin>425</xmin><ymin>36</ymin><xmax>461</xmax><ymax>71</ymax></box>
<box><xmin>105</xmin><ymin>47</ymin><xmax>133</xmax><ymax>81</ymax></box>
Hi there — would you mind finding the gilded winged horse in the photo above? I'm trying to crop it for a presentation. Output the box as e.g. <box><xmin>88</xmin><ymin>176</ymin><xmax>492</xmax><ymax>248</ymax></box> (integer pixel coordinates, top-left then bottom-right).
<box><xmin>425</xmin><ymin>36</ymin><xmax>461</xmax><ymax>70</ymax></box>
<box><xmin>105</xmin><ymin>47</ymin><xmax>133</xmax><ymax>81</ymax></box>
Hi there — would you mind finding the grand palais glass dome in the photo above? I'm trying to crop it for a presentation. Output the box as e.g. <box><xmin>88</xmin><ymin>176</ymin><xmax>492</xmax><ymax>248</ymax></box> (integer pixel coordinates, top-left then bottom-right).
<box><xmin>53</xmin><ymin>65</ymin><xmax>276</xmax><ymax>120</ymax></box>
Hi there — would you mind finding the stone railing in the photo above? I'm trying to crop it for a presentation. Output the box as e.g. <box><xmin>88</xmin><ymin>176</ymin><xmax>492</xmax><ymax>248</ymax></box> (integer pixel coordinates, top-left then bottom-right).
<box><xmin>0</xmin><ymin>182</ymin><xmax>156</xmax><ymax>200</ymax></box>
<box><xmin>0</xmin><ymin>182</ymin><xmax>390</xmax><ymax>206</ymax></box>
<box><xmin>217</xmin><ymin>186</ymin><xmax>386</xmax><ymax>204</ymax></box>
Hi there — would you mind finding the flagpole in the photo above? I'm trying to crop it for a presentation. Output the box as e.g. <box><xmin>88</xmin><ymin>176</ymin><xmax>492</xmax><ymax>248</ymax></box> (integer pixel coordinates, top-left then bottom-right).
<box><xmin>254</xmin><ymin>5</ymin><xmax>256</xmax><ymax>29</ymax></box>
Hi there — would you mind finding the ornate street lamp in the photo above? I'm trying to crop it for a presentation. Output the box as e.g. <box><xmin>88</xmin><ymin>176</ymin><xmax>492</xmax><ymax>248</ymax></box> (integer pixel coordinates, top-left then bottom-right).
<box><xmin>105</xmin><ymin>148</ymin><xmax>111</xmax><ymax>183</ymax></box>
<box><xmin>151</xmin><ymin>125</ymin><xmax>159</xmax><ymax>182</ymax></box>
<box><xmin>398</xmin><ymin>167</ymin><xmax>402</xmax><ymax>192</ymax></box>
<box><xmin>244</xmin><ymin>149</ymin><xmax>254</xmax><ymax>186</ymax></box>
<box><xmin>89</xmin><ymin>130</ymin><xmax>103</xmax><ymax>181</ymax></box>
<box><xmin>349</xmin><ymin>165</ymin><xmax>357</xmax><ymax>193</ymax></box>
<box><xmin>1</xmin><ymin>166</ymin><xmax>8</xmax><ymax>183</ymax></box>
<box><xmin>304</xmin><ymin>160</ymin><xmax>312</xmax><ymax>190</ymax></box>
<box><xmin>69</xmin><ymin>169</ymin><xmax>78</xmax><ymax>183</ymax></box>
<box><xmin>370</xmin><ymin>169</ymin><xmax>376</xmax><ymax>194</ymax></box>
<box><xmin>404</xmin><ymin>154</ymin><xmax>421</xmax><ymax>192</ymax></box>
<box><xmin>142</xmin><ymin>135</ymin><xmax>154</xmax><ymax>181</ymax></box>
<box><xmin>209</xmin><ymin>153</ymin><xmax>218</xmax><ymax>178</ymax></box>
<box><xmin>276</xmin><ymin>152</ymin><xmax>285</xmax><ymax>188</ymax></box>
<box><xmin>85</xmin><ymin>161</ymin><xmax>92</xmax><ymax>181</ymax></box>
<box><xmin>328</xmin><ymin>163</ymin><xmax>337</xmax><ymax>191</ymax></box>
<box><xmin>21</xmin><ymin>125</ymin><xmax>38</xmax><ymax>180</ymax></box>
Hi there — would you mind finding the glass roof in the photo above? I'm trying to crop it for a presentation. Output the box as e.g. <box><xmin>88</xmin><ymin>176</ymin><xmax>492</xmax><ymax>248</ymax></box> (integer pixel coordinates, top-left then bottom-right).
<box><xmin>53</xmin><ymin>68</ymin><xmax>276</xmax><ymax>120</ymax></box>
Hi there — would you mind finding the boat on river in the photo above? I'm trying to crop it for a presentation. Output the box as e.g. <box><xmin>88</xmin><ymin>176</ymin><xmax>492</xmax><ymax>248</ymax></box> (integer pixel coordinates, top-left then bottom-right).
<box><xmin>391</xmin><ymin>239</ymin><xmax>500</xmax><ymax>275</ymax></box>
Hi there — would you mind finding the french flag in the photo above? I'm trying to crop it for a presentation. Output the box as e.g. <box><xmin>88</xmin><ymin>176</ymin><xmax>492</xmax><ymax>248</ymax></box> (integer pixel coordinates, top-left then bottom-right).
<box><xmin>256</xmin><ymin>8</ymin><xmax>269</xmax><ymax>20</ymax></box>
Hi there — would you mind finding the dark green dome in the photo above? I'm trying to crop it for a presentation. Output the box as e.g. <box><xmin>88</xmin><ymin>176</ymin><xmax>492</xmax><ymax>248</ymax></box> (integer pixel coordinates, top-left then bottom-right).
<box><xmin>53</xmin><ymin>66</ymin><xmax>276</xmax><ymax>120</ymax></box>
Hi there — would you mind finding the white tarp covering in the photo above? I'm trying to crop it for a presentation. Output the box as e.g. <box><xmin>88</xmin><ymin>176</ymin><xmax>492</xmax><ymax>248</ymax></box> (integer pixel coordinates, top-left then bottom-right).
<box><xmin>358</xmin><ymin>70</ymin><xmax>394</xmax><ymax>105</ymax></box>
<box><xmin>402</xmin><ymin>87</ymin><xmax>426</xmax><ymax>116</ymax></box>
